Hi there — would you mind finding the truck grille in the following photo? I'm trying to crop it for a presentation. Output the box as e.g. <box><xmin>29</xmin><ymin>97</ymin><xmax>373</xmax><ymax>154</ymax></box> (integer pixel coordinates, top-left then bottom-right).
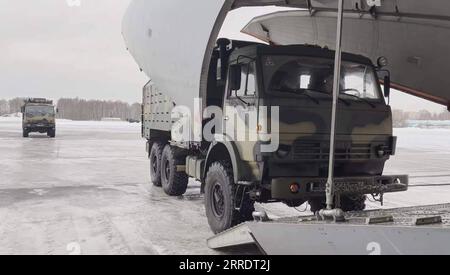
<box><xmin>292</xmin><ymin>141</ymin><xmax>374</xmax><ymax>161</ymax></box>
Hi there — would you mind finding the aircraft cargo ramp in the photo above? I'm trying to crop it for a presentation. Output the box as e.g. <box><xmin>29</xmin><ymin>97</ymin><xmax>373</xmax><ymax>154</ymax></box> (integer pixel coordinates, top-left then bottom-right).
<box><xmin>208</xmin><ymin>204</ymin><xmax>450</xmax><ymax>255</ymax></box>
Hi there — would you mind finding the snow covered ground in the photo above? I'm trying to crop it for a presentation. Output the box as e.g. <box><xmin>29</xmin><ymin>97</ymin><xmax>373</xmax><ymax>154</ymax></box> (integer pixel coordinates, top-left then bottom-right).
<box><xmin>0</xmin><ymin>117</ymin><xmax>449</xmax><ymax>255</ymax></box>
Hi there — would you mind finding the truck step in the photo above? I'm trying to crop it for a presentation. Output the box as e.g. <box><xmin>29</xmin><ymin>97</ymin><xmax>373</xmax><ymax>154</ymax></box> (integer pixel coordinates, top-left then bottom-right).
<box><xmin>414</xmin><ymin>216</ymin><xmax>443</xmax><ymax>226</ymax></box>
<box><xmin>365</xmin><ymin>215</ymin><xmax>394</xmax><ymax>225</ymax></box>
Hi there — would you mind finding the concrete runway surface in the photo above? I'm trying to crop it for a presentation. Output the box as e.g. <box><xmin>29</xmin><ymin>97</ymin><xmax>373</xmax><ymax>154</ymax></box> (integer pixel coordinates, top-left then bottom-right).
<box><xmin>0</xmin><ymin>117</ymin><xmax>449</xmax><ymax>255</ymax></box>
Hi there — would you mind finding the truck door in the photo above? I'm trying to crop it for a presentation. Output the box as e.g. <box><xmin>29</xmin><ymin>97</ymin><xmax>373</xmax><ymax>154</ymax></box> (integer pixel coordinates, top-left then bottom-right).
<box><xmin>223</xmin><ymin>61</ymin><xmax>258</xmax><ymax>155</ymax></box>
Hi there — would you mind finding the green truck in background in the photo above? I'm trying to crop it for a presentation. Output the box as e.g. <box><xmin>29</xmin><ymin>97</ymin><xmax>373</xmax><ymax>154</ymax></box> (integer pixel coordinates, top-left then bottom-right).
<box><xmin>21</xmin><ymin>98</ymin><xmax>57</xmax><ymax>138</ymax></box>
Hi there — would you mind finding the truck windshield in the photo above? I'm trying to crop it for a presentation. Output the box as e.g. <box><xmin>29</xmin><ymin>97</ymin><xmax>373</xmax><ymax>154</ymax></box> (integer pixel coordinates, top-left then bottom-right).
<box><xmin>25</xmin><ymin>106</ymin><xmax>55</xmax><ymax>116</ymax></box>
<box><xmin>263</xmin><ymin>55</ymin><xmax>382</xmax><ymax>101</ymax></box>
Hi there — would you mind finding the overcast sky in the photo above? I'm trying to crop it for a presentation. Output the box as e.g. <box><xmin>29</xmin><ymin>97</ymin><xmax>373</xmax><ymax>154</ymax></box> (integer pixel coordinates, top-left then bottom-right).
<box><xmin>0</xmin><ymin>0</ymin><xmax>445</xmax><ymax>113</ymax></box>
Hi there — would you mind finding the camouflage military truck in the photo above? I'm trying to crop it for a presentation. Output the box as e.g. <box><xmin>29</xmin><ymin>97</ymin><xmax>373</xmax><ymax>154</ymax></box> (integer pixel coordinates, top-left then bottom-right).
<box><xmin>21</xmin><ymin>98</ymin><xmax>56</xmax><ymax>138</ymax></box>
<box><xmin>140</xmin><ymin>39</ymin><xmax>408</xmax><ymax>234</ymax></box>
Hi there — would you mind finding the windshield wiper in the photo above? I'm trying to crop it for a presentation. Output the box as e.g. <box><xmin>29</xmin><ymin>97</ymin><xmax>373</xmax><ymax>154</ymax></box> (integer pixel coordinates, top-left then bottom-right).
<box><xmin>303</xmin><ymin>88</ymin><xmax>351</xmax><ymax>106</ymax></box>
<box><xmin>272</xmin><ymin>88</ymin><xmax>320</xmax><ymax>105</ymax></box>
<box><xmin>272</xmin><ymin>88</ymin><xmax>353</xmax><ymax>106</ymax></box>
<box><xmin>339</xmin><ymin>92</ymin><xmax>376</xmax><ymax>108</ymax></box>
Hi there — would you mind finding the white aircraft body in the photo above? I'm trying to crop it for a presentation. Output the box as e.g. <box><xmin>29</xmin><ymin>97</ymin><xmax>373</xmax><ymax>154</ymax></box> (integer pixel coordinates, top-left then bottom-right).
<box><xmin>122</xmin><ymin>0</ymin><xmax>450</xmax><ymax>112</ymax></box>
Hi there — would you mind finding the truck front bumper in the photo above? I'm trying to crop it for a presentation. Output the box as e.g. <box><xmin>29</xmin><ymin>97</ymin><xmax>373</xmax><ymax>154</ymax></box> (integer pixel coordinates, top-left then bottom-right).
<box><xmin>271</xmin><ymin>175</ymin><xmax>409</xmax><ymax>200</ymax></box>
<box><xmin>24</xmin><ymin>124</ymin><xmax>55</xmax><ymax>133</ymax></box>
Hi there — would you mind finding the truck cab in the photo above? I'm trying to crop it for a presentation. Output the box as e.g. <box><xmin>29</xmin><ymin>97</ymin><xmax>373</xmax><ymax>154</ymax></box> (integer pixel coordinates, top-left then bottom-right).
<box><xmin>21</xmin><ymin>98</ymin><xmax>57</xmax><ymax>138</ymax></box>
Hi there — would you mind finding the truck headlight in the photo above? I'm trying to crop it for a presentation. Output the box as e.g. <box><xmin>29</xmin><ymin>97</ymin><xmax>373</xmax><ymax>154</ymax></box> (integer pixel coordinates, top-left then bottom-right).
<box><xmin>276</xmin><ymin>145</ymin><xmax>291</xmax><ymax>159</ymax></box>
<box><xmin>289</xmin><ymin>183</ymin><xmax>300</xmax><ymax>194</ymax></box>
<box><xmin>377</xmin><ymin>145</ymin><xmax>387</xmax><ymax>157</ymax></box>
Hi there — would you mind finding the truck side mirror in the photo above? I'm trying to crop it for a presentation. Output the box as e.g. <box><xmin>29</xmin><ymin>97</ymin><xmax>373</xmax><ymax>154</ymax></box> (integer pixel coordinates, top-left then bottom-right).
<box><xmin>384</xmin><ymin>75</ymin><xmax>391</xmax><ymax>98</ymax></box>
<box><xmin>229</xmin><ymin>64</ymin><xmax>242</xmax><ymax>91</ymax></box>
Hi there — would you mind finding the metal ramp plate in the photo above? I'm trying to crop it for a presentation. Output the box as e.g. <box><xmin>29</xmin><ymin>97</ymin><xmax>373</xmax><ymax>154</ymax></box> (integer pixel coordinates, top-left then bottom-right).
<box><xmin>207</xmin><ymin>204</ymin><xmax>450</xmax><ymax>255</ymax></box>
<box><xmin>207</xmin><ymin>223</ymin><xmax>255</xmax><ymax>250</ymax></box>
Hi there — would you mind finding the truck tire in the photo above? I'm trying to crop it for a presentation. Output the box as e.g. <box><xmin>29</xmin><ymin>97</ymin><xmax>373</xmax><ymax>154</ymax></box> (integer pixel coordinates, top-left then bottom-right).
<box><xmin>47</xmin><ymin>129</ymin><xmax>56</xmax><ymax>138</ymax></box>
<box><xmin>149</xmin><ymin>142</ymin><xmax>164</xmax><ymax>187</ymax></box>
<box><xmin>205</xmin><ymin>161</ymin><xmax>255</xmax><ymax>234</ymax></box>
<box><xmin>308</xmin><ymin>195</ymin><xmax>367</xmax><ymax>213</ymax></box>
<box><xmin>23</xmin><ymin>130</ymin><xmax>29</xmax><ymax>138</ymax></box>
<box><xmin>160</xmin><ymin>145</ymin><xmax>188</xmax><ymax>196</ymax></box>
<box><xmin>308</xmin><ymin>197</ymin><xmax>326</xmax><ymax>213</ymax></box>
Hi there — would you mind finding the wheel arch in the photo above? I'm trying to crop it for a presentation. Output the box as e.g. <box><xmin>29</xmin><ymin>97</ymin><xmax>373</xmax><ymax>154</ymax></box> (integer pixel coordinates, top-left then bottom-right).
<box><xmin>147</xmin><ymin>130</ymin><xmax>170</xmax><ymax>157</ymax></box>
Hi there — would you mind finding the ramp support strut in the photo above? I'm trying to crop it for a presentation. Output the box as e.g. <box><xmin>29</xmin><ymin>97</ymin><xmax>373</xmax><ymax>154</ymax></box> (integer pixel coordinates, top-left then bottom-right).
<box><xmin>324</xmin><ymin>0</ymin><xmax>345</xmax><ymax>220</ymax></box>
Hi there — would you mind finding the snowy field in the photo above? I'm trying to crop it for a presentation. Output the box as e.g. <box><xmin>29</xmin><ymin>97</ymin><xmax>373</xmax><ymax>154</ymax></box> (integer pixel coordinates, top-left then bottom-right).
<box><xmin>0</xmin><ymin>117</ymin><xmax>449</xmax><ymax>255</ymax></box>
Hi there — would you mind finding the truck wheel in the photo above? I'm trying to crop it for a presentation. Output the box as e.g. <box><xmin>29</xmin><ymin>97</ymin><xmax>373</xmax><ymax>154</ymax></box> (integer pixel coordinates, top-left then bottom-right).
<box><xmin>205</xmin><ymin>161</ymin><xmax>255</xmax><ymax>234</ymax></box>
<box><xmin>149</xmin><ymin>142</ymin><xmax>164</xmax><ymax>187</ymax></box>
<box><xmin>47</xmin><ymin>129</ymin><xmax>56</xmax><ymax>138</ymax></box>
<box><xmin>308</xmin><ymin>197</ymin><xmax>326</xmax><ymax>214</ymax></box>
<box><xmin>160</xmin><ymin>145</ymin><xmax>188</xmax><ymax>196</ymax></box>
<box><xmin>23</xmin><ymin>130</ymin><xmax>29</xmax><ymax>138</ymax></box>
<box><xmin>308</xmin><ymin>195</ymin><xmax>367</xmax><ymax>213</ymax></box>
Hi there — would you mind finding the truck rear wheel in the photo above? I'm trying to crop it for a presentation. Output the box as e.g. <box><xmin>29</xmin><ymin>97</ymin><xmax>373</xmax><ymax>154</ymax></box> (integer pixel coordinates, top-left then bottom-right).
<box><xmin>160</xmin><ymin>145</ymin><xmax>188</xmax><ymax>196</ymax></box>
<box><xmin>205</xmin><ymin>161</ymin><xmax>255</xmax><ymax>234</ymax></box>
<box><xmin>23</xmin><ymin>130</ymin><xmax>29</xmax><ymax>138</ymax></box>
<box><xmin>47</xmin><ymin>129</ymin><xmax>56</xmax><ymax>138</ymax></box>
<box><xmin>308</xmin><ymin>195</ymin><xmax>367</xmax><ymax>213</ymax></box>
<box><xmin>149</xmin><ymin>142</ymin><xmax>164</xmax><ymax>187</ymax></box>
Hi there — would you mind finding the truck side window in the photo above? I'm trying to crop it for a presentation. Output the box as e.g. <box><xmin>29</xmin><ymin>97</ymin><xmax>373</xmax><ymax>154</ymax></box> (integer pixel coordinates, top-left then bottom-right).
<box><xmin>233</xmin><ymin>62</ymin><xmax>256</xmax><ymax>98</ymax></box>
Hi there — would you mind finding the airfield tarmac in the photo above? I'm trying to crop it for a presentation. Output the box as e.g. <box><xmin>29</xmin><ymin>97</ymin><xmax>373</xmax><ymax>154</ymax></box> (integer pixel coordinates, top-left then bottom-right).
<box><xmin>0</xmin><ymin>117</ymin><xmax>449</xmax><ymax>255</ymax></box>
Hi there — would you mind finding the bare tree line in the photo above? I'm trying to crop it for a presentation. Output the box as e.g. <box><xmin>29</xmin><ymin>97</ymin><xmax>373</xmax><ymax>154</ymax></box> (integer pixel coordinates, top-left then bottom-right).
<box><xmin>0</xmin><ymin>97</ymin><xmax>141</xmax><ymax>121</ymax></box>
<box><xmin>57</xmin><ymin>98</ymin><xmax>141</xmax><ymax>121</ymax></box>
<box><xmin>393</xmin><ymin>108</ymin><xmax>450</xmax><ymax>127</ymax></box>
<box><xmin>0</xmin><ymin>98</ymin><xmax>24</xmax><ymax>115</ymax></box>
<box><xmin>2</xmin><ymin>97</ymin><xmax>449</xmax><ymax>125</ymax></box>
